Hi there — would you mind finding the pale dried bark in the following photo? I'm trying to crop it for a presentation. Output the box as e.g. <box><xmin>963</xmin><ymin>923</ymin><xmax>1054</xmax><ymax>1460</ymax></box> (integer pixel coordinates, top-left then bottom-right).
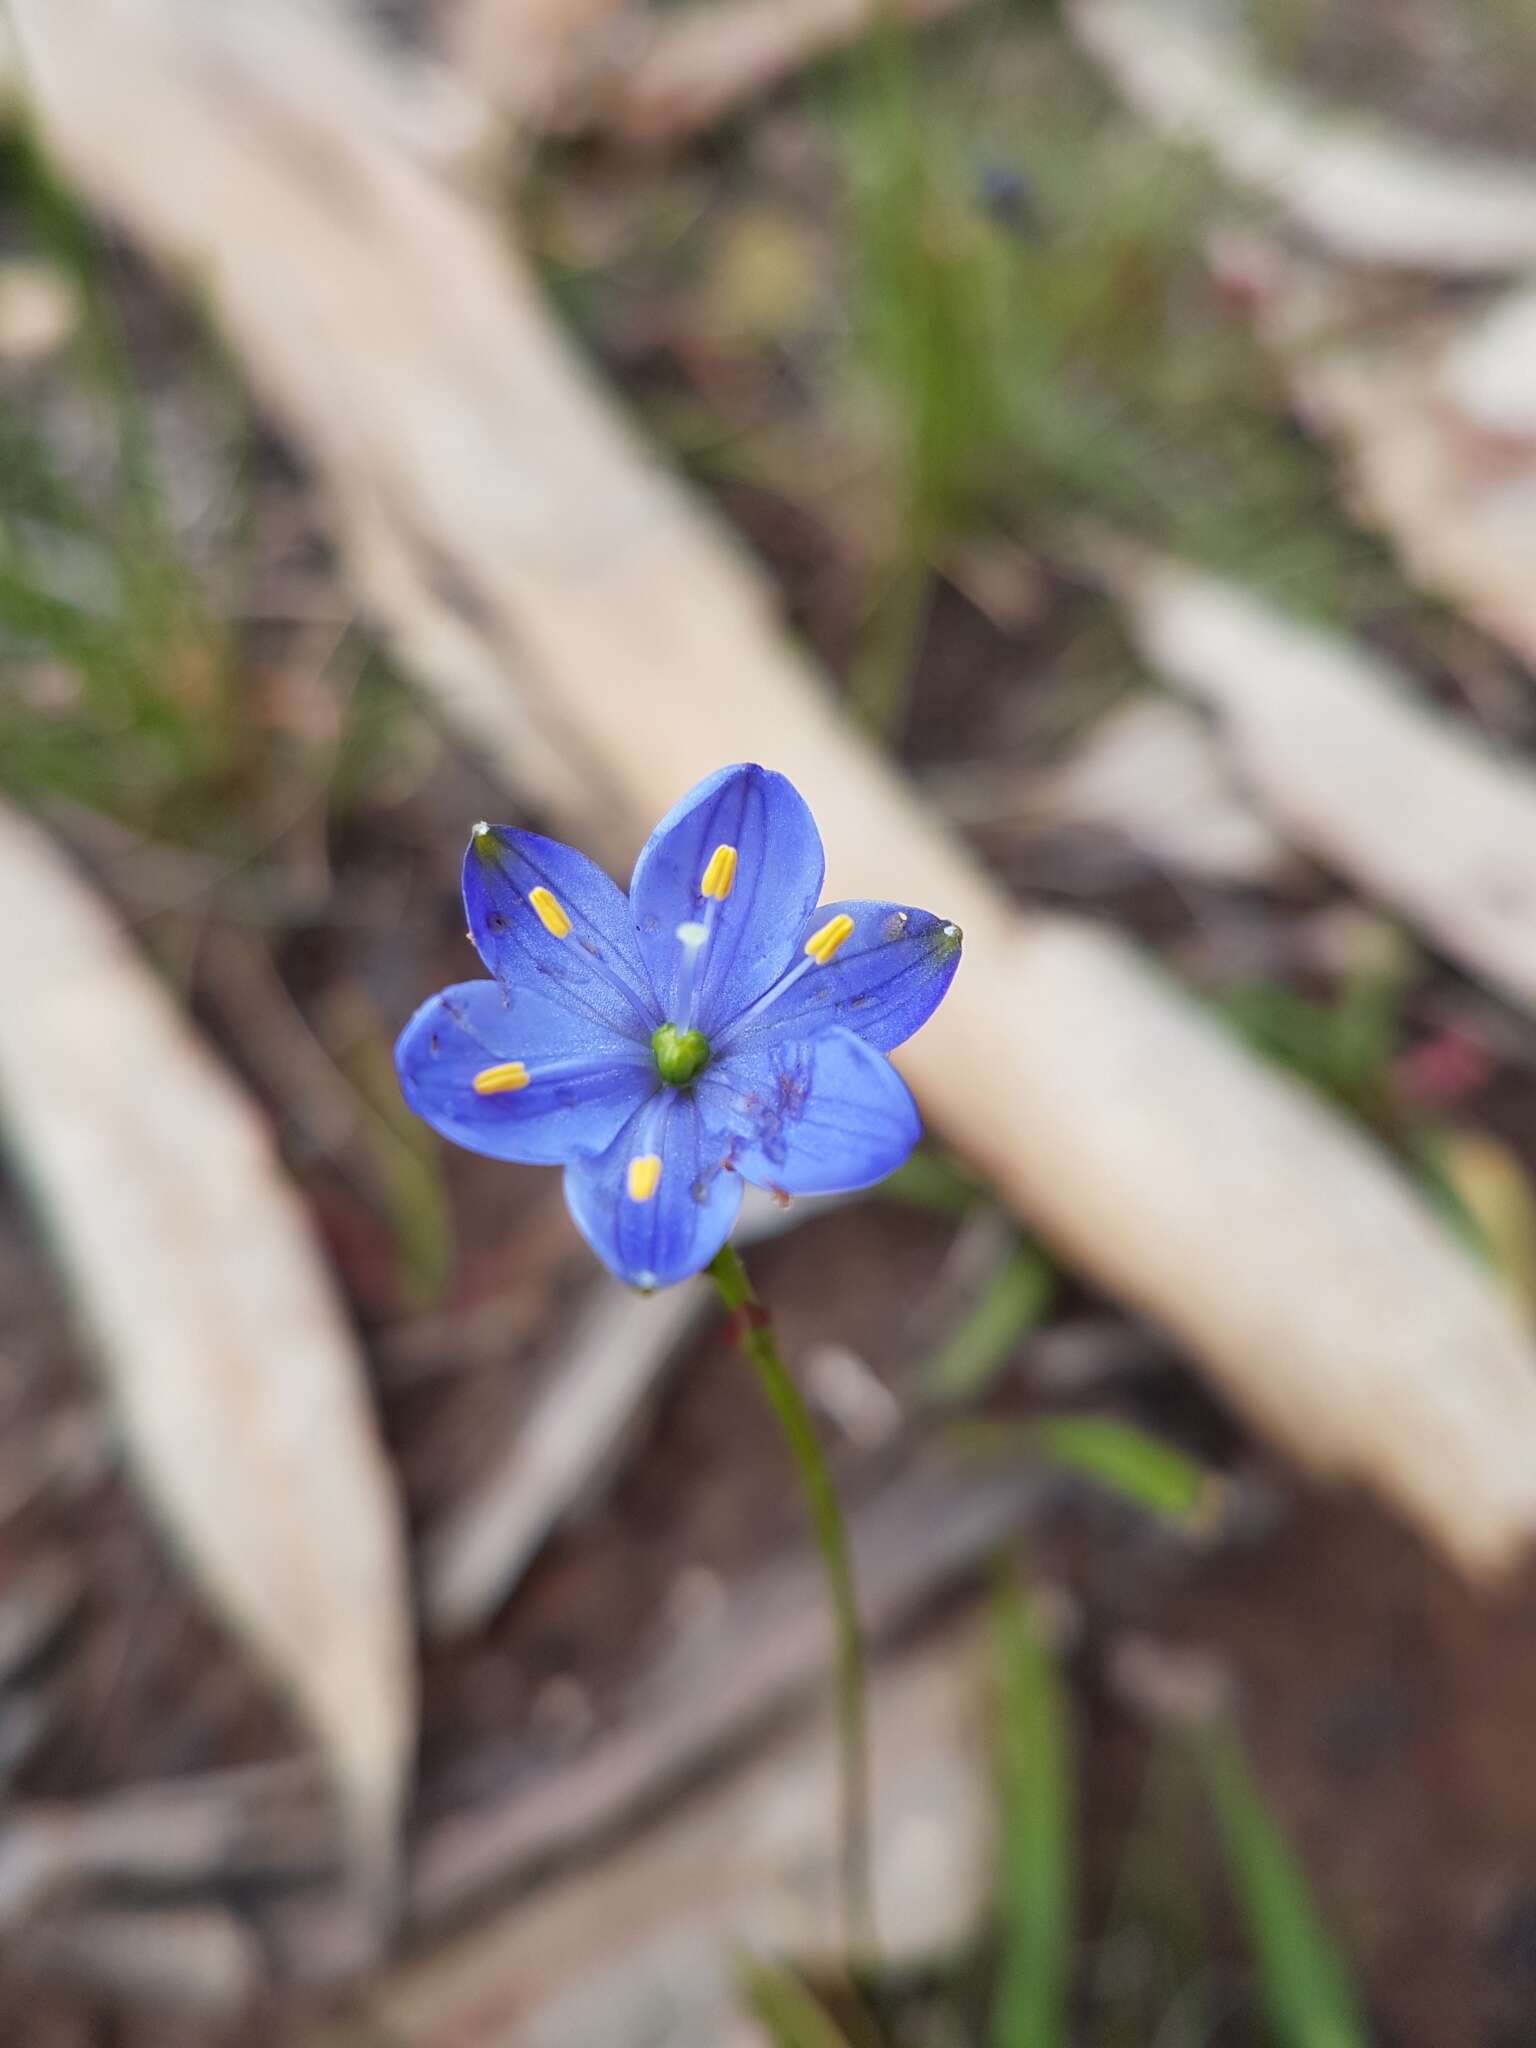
<box><xmin>591</xmin><ymin>0</ymin><xmax>975</xmax><ymax>144</ymax></box>
<box><xmin>1441</xmin><ymin>287</ymin><xmax>1536</xmax><ymax>440</ymax></box>
<box><xmin>1231</xmin><ymin>238</ymin><xmax>1536</xmax><ymax>706</ymax></box>
<box><xmin>440</xmin><ymin>0</ymin><xmax>633</xmax><ymax>131</ymax></box>
<box><xmin>422</xmin><ymin>1279</ymin><xmax>708</xmax><ymax>1639</ymax></box>
<box><xmin>18</xmin><ymin>0</ymin><xmax>1536</xmax><ymax>1575</ymax></box>
<box><xmin>21</xmin><ymin>1904</ymin><xmax>263</xmax><ymax>2015</ymax></box>
<box><xmin>0</xmin><ymin>1763</ymin><xmax>333</xmax><ymax>1928</ymax></box>
<box><xmin>1091</xmin><ymin>541</ymin><xmax>1536</xmax><ymax>1017</ymax></box>
<box><xmin>1033</xmin><ymin>695</ymin><xmax>1293</xmax><ymax>885</ymax></box>
<box><xmin>311</xmin><ymin>1617</ymin><xmax>995</xmax><ymax>2047</ymax></box>
<box><xmin>421</xmin><ymin>1188</ymin><xmax>844</xmax><ymax>1638</ymax></box>
<box><xmin>410</xmin><ymin>1459</ymin><xmax>1040</xmax><ymax>1920</ymax></box>
<box><xmin>0</xmin><ymin>802</ymin><xmax>415</xmax><ymax>1899</ymax></box>
<box><xmin>1069</xmin><ymin>0</ymin><xmax>1536</xmax><ymax>274</ymax></box>
<box><xmin>444</xmin><ymin>0</ymin><xmax>976</xmax><ymax>143</ymax></box>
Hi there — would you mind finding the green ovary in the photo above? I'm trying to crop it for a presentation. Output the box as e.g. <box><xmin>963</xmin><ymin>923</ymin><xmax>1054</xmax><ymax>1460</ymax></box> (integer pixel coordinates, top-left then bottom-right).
<box><xmin>652</xmin><ymin>1023</ymin><xmax>711</xmax><ymax>1086</ymax></box>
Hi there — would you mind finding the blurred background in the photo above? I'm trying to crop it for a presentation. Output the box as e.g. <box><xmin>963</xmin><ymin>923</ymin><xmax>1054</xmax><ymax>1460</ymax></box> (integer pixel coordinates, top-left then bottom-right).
<box><xmin>5</xmin><ymin>0</ymin><xmax>1536</xmax><ymax>2042</ymax></box>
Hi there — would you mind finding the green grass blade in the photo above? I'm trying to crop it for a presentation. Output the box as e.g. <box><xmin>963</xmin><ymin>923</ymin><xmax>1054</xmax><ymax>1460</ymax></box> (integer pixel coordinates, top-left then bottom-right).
<box><xmin>737</xmin><ymin>1956</ymin><xmax>857</xmax><ymax>2048</ymax></box>
<box><xmin>1200</xmin><ymin>1729</ymin><xmax>1370</xmax><ymax>2048</ymax></box>
<box><xmin>992</xmin><ymin>1583</ymin><xmax>1075</xmax><ymax>2048</ymax></box>
<box><xmin>921</xmin><ymin>1243</ymin><xmax>1056</xmax><ymax>1403</ymax></box>
<box><xmin>949</xmin><ymin>1416</ymin><xmax>1214</xmax><ymax>1525</ymax></box>
<box><xmin>1024</xmin><ymin>1415</ymin><xmax>1213</xmax><ymax>1521</ymax></box>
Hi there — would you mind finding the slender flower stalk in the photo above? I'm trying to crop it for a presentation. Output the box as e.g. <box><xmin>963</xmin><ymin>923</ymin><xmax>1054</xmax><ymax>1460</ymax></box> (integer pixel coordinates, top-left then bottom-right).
<box><xmin>707</xmin><ymin>1240</ymin><xmax>876</xmax><ymax>1957</ymax></box>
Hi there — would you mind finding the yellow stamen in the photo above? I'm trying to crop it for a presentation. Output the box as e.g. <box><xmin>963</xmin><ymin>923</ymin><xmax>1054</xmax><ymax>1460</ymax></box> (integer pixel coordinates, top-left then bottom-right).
<box><xmin>528</xmin><ymin>886</ymin><xmax>572</xmax><ymax>939</ymax></box>
<box><xmin>626</xmin><ymin>1153</ymin><xmax>663</xmax><ymax>1203</ymax></box>
<box><xmin>804</xmin><ymin>912</ymin><xmax>855</xmax><ymax>966</ymax></box>
<box><xmin>472</xmin><ymin>1061</ymin><xmax>530</xmax><ymax>1095</ymax></box>
<box><xmin>700</xmin><ymin>843</ymin><xmax>738</xmax><ymax>901</ymax></box>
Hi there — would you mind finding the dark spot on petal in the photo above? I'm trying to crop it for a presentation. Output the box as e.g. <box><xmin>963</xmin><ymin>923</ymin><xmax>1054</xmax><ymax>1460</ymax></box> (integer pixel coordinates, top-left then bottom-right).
<box><xmin>775</xmin><ymin>1058</ymin><xmax>811</xmax><ymax>1122</ymax></box>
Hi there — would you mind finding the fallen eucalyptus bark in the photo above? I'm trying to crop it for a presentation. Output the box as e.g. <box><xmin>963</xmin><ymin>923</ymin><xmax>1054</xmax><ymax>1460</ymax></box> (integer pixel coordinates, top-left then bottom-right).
<box><xmin>445</xmin><ymin>0</ymin><xmax>977</xmax><ymax>143</ymax></box>
<box><xmin>1232</xmin><ymin>238</ymin><xmax>1536</xmax><ymax>689</ymax></box>
<box><xmin>422</xmin><ymin>1187</ymin><xmax>845</xmax><ymax>1639</ymax></box>
<box><xmin>410</xmin><ymin>1457</ymin><xmax>1041</xmax><ymax>1922</ymax></box>
<box><xmin>1030</xmin><ymin>694</ymin><xmax>1293</xmax><ymax>886</ymax></box>
<box><xmin>19</xmin><ymin>0</ymin><xmax>1536</xmax><ymax>1575</ymax></box>
<box><xmin>20</xmin><ymin>1903</ymin><xmax>263</xmax><ymax>2015</ymax></box>
<box><xmin>308</xmin><ymin>1615</ymin><xmax>995</xmax><ymax>2047</ymax></box>
<box><xmin>0</xmin><ymin>1763</ymin><xmax>334</xmax><ymax>1929</ymax></box>
<box><xmin>1089</xmin><ymin>539</ymin><xmax>1536</xmax><ymax>1017</ymax></box>
<box><xmin>586</xmin><ymin>0</ymin><xmax>976</xmax><ymax>144</ymax></box>
<box><xmin>0</xmin><ymin>801</ymin><xmax>414</xmax><ymax>1902</ymax></box>
<box><xmin>421</xmin><ymin>1281</ymin><xmax>709</xmax><ymax>1640</ymax></box>
<box><xmin>1068</xmin><ymin>0</ymin><xmax>1536</xmax><ymax>274</ymax></box>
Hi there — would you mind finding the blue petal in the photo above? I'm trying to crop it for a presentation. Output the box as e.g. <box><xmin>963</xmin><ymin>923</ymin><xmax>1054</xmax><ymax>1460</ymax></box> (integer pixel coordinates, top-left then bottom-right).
<box><xmin>627</xmin><ymin>765</ymin><xmax>825</xmax><ymax>1038</ymax></box>
<box><xmin>464</xmin><ymin>826</ymin><xmax>656</xmax><ymax>1041</ymax></box>
<box><xmin>719</xmin><ymin>901</ymin><xmax>962</xmax><ymax>1055</ymax></box>
<box><xmin>563</xmin><ymin>1090</ymin><xmax>743</xmax><ymax>1288</ymax></box>
<box><xmin>697</xmin><ymin>1026</ymin><xmax>921</xmax><ymax>1196</ymax></box>
<box><xmin>396</xmin><ymin>979</ymin><xmax>656</xmax><ymax>1166</ymax></box>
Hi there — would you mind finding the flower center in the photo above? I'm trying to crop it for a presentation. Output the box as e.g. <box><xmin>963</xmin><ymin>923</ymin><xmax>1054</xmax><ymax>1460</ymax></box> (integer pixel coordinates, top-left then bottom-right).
<box><xmin>652</xmin><ymin>1022</ymin><xmax>711</xmax><ymax>1087</ymax></box>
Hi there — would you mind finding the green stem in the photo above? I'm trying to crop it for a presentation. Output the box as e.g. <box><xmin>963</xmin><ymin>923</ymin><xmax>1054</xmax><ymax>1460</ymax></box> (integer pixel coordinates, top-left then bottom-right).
<box><xmin>707</xmin><ymin>1242</ymin><xmax>876</xmax><ymax>1957</ymax></box>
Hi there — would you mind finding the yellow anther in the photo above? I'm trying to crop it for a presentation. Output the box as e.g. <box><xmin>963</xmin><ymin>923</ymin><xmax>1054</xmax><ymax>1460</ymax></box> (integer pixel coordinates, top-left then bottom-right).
<box><xmin>700</xmin><ymin>843</ymin><xmax>738</xmax><ymax>901</ymax></box>
<box><xmin>472</xmin><ymin>1061</ymin><xmax>530</xmax><ymax>1095</ymax></box>
<box><xmin>626</xmin><ymin>1153</ymin><xmax>663</xmax><ymax>1203</ymax></box>
<box><xmin>804</xmin><ymin>912</ymin><xmax>855</xmax><ymax>966</ymax></box>
<box><xmin>528</xmin><ymin>886</ymin><xmax>572</xmax><ymax>939</ymax></box>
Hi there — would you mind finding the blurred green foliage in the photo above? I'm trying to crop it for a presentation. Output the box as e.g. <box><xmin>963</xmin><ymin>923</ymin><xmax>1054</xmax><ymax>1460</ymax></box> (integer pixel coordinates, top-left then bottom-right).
<box><xmin>835</xmin><ymin>11</ymin><xmax>1384</xmax><ymax>733</ymax></box>
<box><xmin>1201</xmin><ymin>1728</ymin><xmax>1371</xmax><ymax>2048</ymax></box>
<box><xmin>1215</xmin><ymin>944</ymin><xmax>1411</xmax><ymax>1126</ymax></box>
<box><xmin>0</xmin><ymin>128</ymin><xmax>424</xmax><ymax>852</ymax></box>
<box><xmin>921</xmin><ymin>1242</ymin><xmax>1057</xmax><ymax>1403</ymax></box>
<box><xmin>993</xmin><ymin>1580</ymin><xmax>1076</xmax><ymax>2048</ymax></box>
<box><xmin>743</xmin><ymin>1601</ymin><xmax>1370</xmax><ymax>2047</ymax></box>
<box><xmin>0</xmin><ymin>128</ymin><xmax>243</xmax><ymax>829</ymax></box>
<box><xmin>740</xmin><ymin>1954</ymin><xmax>859</xmax><ymax>2048</ymax></box>
<box><xmin>1003</xmin><ymin>1417</ymin><xmax>1220</xmax><ymax>1531</ymax></box>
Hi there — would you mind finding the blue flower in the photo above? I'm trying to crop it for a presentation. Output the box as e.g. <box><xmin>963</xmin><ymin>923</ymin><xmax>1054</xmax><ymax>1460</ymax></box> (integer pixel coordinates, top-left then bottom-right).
<box><xmin>395</xmin><ymin>765</ymin><xmax>962</xmax><ymax>1289</ymax></box>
